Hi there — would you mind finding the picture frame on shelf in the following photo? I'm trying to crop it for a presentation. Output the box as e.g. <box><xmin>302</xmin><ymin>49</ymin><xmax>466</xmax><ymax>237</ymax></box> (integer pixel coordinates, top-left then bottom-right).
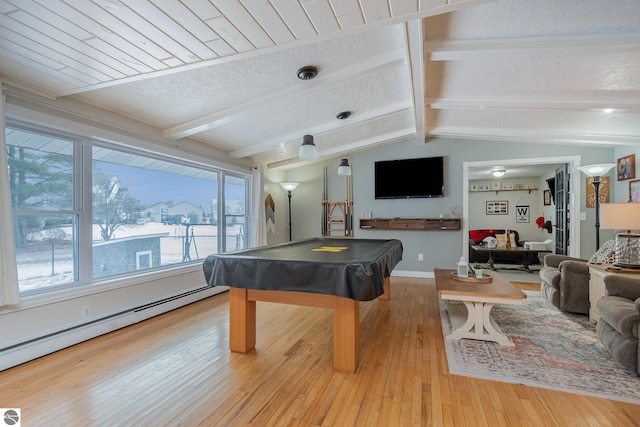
<box><xmin>491</xmin><ymin>181</ymin><xmax>501</xmax><ymax>191</ymax></box>
<box><xmin>486</xmin><ymin>200</ymin><xmax>508</xmax><ymax>215</ymax></box>
<box><xmin>515</xmin><ymin>183</ymin><xmax>524</xmax><ymax>190</ymax></box>
<box><xmin>543</xmin><ymin>190</ymin><xmax>551</xmax><ymax>206</ymax></box>
<box><xmin>470</xmin><ymin>183</ymin><xmax>479</xmax><ymax>191</ymax></box>
<box><xmin>501</xmin><ymin>182</ymin><xmax>514</xmax><ymax>190</ymax></box>
<box><xmin>478</xmin><ymin>183</ymin><xmax>490</xmax><ymax>191</ymax></box>
<box><xmin>630</xmin><ymin>179</ymin><xmax>640</xmax><ymax>203</ymax></box>
<box><xmin>617</xmin><ymin>154</ymin><xmax>636</xmax><ymax>181</ymax></box>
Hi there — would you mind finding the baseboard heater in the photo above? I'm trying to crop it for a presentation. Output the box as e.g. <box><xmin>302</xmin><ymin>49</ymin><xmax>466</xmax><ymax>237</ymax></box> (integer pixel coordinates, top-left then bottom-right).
<box><xmin>0</xmin><ymin>286</ymin><xmax>228</xmax><ymax>372</ymax></box>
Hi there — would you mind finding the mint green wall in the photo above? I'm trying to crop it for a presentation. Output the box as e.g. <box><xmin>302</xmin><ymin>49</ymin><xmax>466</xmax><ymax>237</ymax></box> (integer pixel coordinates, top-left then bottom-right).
<box><xmin>283</xmin><ymin>137</ymin><xmax>615</xmax><ymax>274</ymax></box>
<box><xmin>614</xmin><ymin>146</ymin><xmax>640</xmax><ymax>202</ymax></box>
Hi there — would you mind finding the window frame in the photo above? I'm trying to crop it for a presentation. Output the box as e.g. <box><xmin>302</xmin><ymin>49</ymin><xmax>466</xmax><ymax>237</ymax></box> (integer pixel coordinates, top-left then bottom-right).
<box><xmin>6</xmin><ymin>120</ymin><xmax>251</xmax><ymax>297</ymax></box>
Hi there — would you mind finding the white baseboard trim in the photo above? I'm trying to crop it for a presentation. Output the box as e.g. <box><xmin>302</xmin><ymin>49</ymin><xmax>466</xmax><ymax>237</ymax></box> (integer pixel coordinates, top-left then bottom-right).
<box><xmin>391</xmin><ymin>270</ymin><xmax>434</xmax><ymax>279</ymax></box>
<box><xmin>0</xmin><ymin>286</ymin><xmax>228</xmax><ymax>372</ymax></box>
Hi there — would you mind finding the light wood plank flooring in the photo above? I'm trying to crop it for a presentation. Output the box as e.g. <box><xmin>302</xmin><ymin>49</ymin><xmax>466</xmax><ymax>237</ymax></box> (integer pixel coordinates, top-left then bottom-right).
<box><xmin>1</xmin><ymin>277</ymin><xmax>638</xmax><ymax>426</ymax></box>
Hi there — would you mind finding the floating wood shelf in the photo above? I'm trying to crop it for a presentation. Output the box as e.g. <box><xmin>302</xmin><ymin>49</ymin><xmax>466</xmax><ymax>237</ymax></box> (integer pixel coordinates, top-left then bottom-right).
<box><xmin>471</xmin><ymin>188</ymin><xmax>538</xmax><ymax>195</ymax></box>
<box><xmin>359</xmin><ymin>218</ymin><xmax>461</xmax><ymax>231</ymax></box>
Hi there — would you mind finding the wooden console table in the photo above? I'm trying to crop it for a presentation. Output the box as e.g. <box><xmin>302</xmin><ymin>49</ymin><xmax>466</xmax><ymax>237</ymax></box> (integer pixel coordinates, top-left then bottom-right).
<box><xmin>359</xmin><ymin>217</ymin><xmax>461</xmax><ymax>231</ymax></box>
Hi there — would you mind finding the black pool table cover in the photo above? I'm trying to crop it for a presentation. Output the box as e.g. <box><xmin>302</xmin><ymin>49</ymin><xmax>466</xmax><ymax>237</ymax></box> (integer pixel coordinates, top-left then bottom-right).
<box><xmin>202</xmin><ymin>237</ymin><xmax>403</xmax><ymax>301</ymax></box>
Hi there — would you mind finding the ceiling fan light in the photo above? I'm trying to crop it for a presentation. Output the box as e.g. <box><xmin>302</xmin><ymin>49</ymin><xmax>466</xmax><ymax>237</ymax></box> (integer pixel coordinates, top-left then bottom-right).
<box><xmin>338</xmin><ymin>158</ymin><xmax>352</xmax><ymax>176</ymax></box>
<box><xmin>299</xmin><ymin>134</ymin><xmax>318</xmax><ymax>159</ymax></box>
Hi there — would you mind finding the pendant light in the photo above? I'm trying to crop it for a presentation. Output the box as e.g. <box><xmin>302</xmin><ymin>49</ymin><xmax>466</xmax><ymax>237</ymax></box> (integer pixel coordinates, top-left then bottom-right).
<box><xmin>297</xmin><ymin>66</ymin><xmax>318</xmax><ymax>160</ymax></box>
<box><xmin>299</xmin><ymin>134</ymin><xmax>317</xmax><ymax>160</ymax></box>
<box><xmin>335</xmin><ymin>111</ymin><xmax>352</xmax><ymax>176</ymax></box>
<box><xmin>338</xmin><ymin>158</ymin><xmax>351</xmax><ymax>176</ymax></box>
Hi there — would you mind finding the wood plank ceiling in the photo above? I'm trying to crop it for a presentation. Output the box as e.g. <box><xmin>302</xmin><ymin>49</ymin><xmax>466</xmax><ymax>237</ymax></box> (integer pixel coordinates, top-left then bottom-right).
<box><xmin>1</xmin><ymin>0</ymin><xmax>638</xmax><ymax>171</ymax></box>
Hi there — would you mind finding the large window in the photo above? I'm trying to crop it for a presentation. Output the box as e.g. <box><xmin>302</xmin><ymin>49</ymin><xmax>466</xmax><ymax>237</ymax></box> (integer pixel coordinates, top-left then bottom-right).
<box><xmin>6</xmin><ymin>124</ymin><xmax>249</xmax><ymax>295</ymax></box>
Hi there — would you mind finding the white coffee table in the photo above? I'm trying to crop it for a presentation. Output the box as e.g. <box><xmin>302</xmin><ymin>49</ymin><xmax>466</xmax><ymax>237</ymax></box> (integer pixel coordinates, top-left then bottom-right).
<box><xmin>435</xmin><ymin>269</ymin><xmax>527</xmax><ymax>346</ymax></box>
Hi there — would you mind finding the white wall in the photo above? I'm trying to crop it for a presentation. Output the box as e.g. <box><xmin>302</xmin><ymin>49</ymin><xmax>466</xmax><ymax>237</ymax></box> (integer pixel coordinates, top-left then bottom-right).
<box><xmin>468</xmin><ymin>178</ymin><xmax>542</xmax><ymax>242</ymax></box>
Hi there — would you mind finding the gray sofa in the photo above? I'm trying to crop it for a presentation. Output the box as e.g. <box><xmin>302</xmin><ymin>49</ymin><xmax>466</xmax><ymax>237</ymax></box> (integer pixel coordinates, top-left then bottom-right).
<box><xmin>596</xmin><ymin>275</ymin><xmax>640</xmax><ymax>374</ymax></box>
<box><xmin>539</xmin><ymin>254</ymin><xmax>590</xmax><ymax>314</ymax></box>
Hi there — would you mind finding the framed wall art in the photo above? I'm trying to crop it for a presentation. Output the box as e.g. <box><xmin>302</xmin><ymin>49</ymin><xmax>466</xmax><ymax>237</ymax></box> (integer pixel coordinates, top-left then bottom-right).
<box><xmin>617</xmin><ymin>154</ymin><xmax>636</xmax><ymax>181</ymax></box>
<box><xmin>543</xmin><ymin>190</ymin><xmax>551</xmax><ymax>206</ymax></box>
<box><xmin>486</xmin><ymin>200</ymin><xmax>508</xmax><ymax>215</ymax></box>
<box><xmin>515</xmin><ymin>205</ymin><xmax>530</xmax><ymax>223</ymax></box>
<box><xmin>586</xmin><ymin>176</ymin><xmax>610</xmax><ymax>208</ymax></box>
<box><xmin>630</xmin><ymin>179</ymin><xmax>640</xmax><ymax>203</ymax></box>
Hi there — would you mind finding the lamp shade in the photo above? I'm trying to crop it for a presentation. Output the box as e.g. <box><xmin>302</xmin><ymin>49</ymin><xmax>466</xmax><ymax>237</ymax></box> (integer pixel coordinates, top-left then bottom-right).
<box><xmin>298</xmin><ymin>134</ymin><xmax>318</xmax><ymax>159</ymax></box>
<box><xmin>577</xmin><ymin>163</ymin><xmax>616</xmax><ymax>177</ymax></box>
<box><xmin>600</xmin><ymin>203</ymin><xmax>640</xmax><ymax>231</ymax></box>
<box><xmin>337</xmin><ymin>158</ymin><xmax>352</xmax><ymax>176</ymax></box>
<box><xmin>280</xmin><ymin>182</ymin><xmax>299</xmax><ymax>192</ymax></box>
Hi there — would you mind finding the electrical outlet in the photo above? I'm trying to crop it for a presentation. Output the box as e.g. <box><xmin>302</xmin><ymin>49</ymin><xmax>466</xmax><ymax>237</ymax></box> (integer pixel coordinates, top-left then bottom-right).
<box><xmin>418</xmin><ymin>253</ymin><xmax>423</xmax><ymax>261</ymax></box>
<box><xmin>81</xmin><ymin>305</ymin><xmax>91</xmax><ymax>319</ymax></box>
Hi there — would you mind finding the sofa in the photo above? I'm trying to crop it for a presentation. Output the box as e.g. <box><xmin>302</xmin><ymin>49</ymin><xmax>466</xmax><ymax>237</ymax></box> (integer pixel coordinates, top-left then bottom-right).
<box><xmin>539</xmin><ymin>254</ymin><xmax>590</xmax><ymax>314</ymax></box>
<box><xmin>468</xmin><ymin>229</ymin><xmax>540</xmax><ymax>265</ymax></box>
<box><xmin>596</xmin><ymin>275</ymin><xmax>640</xmax><ymax>374</ymax></box>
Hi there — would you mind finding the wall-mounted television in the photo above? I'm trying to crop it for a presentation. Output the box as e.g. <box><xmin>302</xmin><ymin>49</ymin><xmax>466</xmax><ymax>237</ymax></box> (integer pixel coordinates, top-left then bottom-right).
<box><xmin>374</xmin><ymin>156</ymin><xmax>444</xmax><ymax>199</ymax></box>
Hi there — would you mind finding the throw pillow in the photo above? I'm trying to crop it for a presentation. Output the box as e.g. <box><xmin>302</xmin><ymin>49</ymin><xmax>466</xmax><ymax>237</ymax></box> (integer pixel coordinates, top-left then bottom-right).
<box><xmin>495</xmin><ymin>232</ymin><xmax>517</xmax><ymax>248</ymax></box>
<box><xmin>589</xmin><ymin>239</ymin><xmax>616</xmax><ymax>264</ymax></box>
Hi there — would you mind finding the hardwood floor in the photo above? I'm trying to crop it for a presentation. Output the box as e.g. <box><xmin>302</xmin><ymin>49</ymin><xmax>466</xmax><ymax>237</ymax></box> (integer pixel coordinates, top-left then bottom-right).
<box><xmin>1</xmin><ymin>277</ymin><xmax>639</xmax><ymax>426</ymax></box>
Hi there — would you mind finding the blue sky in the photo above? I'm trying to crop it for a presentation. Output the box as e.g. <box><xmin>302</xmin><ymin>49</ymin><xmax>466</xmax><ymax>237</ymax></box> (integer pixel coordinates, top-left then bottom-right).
<box><xmin>95</xmin><ymin>163</ymin><xmax>245</xmax><ymax>209</ymax></box>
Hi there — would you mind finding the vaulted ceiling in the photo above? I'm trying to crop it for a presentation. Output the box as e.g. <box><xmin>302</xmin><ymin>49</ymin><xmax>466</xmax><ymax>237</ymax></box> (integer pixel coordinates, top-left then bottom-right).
<box><xmin>1</xmin><ymin>0</ymin><xmax>638</xmax><ymax>172</ymax></box>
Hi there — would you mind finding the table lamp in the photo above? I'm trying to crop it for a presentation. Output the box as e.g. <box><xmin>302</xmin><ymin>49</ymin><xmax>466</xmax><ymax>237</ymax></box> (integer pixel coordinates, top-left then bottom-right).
<box><xmin>600</xmin><ymin>203</ymin><xmax>640</xmax><ymax>269</ymax></box>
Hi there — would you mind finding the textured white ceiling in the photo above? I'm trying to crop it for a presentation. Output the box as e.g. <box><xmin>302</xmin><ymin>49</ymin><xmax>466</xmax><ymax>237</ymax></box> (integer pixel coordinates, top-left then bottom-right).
<box><xmin>0</xmin><ymin>0</ymin><xmax>638</xmax><ymax>171</ymax></box>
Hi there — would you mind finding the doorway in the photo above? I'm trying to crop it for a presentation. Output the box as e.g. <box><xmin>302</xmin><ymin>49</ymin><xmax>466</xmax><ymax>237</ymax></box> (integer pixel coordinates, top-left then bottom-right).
<box><xmin>462</xmin><ymin>156</ymin><xmax>582</xmax><ymax>261</ymax></box>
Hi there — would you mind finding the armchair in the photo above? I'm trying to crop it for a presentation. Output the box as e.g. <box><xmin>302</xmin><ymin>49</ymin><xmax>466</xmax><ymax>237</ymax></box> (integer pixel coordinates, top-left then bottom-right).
<box><xmin>596</xmin><ymin>275</ymin><xmax>640</xmax><ymax>374</ymax></box>
<box><xmin>539</xmin><ymin>254</ymin><xmax>590</xmax><ymax>314</ymax></box>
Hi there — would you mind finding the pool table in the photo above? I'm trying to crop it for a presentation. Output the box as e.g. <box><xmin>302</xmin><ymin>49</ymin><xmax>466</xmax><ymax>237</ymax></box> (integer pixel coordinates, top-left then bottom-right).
<box><xmin>203</xmin><ymin>237</ymin><xmax>403</xmax><ymax>372</ymax></box>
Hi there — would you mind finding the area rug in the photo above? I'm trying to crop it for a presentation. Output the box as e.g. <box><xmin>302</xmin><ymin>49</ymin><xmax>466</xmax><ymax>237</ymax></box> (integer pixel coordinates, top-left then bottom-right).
<box><xmin>440</xmin><ymin>291</ymin><xmax>640</xmax><ymax>404</ymax></box>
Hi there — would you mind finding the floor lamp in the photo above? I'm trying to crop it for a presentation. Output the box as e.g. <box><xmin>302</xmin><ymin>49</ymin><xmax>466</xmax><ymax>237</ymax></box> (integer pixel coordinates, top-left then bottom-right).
<box><xmin>577</xmin><ymin>163</ymin><xmax>615</xmax><ymax>251</ymax></box>
<box><xmin>280</xmin><ymin>182</ymin><xmax>299</xmax><ymax>241</ymax></box>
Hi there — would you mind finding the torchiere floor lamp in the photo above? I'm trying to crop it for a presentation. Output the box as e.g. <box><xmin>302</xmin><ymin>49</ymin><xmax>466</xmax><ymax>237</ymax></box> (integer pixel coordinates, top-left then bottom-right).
<box><xmin>577</xmin><ymin>163</ymin><xmax>615</xmax><ymax>250</ymax></box>
<box><xmin>280</xmin><ymin>182</ymin><xmax>299</xmax><ymax>241</ymax></box>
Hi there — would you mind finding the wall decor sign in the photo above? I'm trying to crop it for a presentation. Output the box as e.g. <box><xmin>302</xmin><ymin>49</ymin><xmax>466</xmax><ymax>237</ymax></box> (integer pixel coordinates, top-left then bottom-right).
<box><xmin>515</xmin><ymin>205</ymin><xmax>530</xmax><ymax>223</ymax></box>
<box><xmin>630</xmin><ymin>179</ymin><xmax>640</xmax><ymax>203</ymax></box>
<box><xmin>586</xmin><ymin>176</ymin><xmax>610</xmax><ymax>208</ymax></box>
<box><xmin>543</xmin><ymin>189</ymin><xmax>551</xmax><ymax>206</ymax></box>
<box><xmin>486</xmin><ymin>200</ymin><xmax>508</xmax><ymax>215</ymax></box>
<box><xmin>617</xmin><ymin>154</ymin><xmax>636</xmax><ymax>181</ymax></box>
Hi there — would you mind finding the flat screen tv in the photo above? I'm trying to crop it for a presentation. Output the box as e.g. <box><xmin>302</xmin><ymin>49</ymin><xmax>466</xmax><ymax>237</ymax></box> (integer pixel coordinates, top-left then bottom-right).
<box><xmin>374</xmin><ymin>156</ymin><xmax>444</xmax><ymax>199</ymax></box>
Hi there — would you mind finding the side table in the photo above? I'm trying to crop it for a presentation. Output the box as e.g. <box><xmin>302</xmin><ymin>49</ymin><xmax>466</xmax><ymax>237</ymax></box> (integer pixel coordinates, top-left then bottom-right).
<box><xmin>588</xmin><ymin>264</ymin><xmax>640</xmax><ymax>324</ymax></box>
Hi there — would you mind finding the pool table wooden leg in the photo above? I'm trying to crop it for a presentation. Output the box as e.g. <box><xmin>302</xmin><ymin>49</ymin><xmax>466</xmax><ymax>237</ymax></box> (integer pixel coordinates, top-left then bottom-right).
<box><xmin>379</xmin><ymin>276</ymin><xmax>391</xmax><ymax>300</ymax></box>
<box><xmin>229</xmin><ymin>287</ymin><xmax>256</xmax><ymax>353</ymax></box>
<box><xmin>333</xmin><ymin>297</ymin><xmax>359</xmax><ymax>373</ymax></box>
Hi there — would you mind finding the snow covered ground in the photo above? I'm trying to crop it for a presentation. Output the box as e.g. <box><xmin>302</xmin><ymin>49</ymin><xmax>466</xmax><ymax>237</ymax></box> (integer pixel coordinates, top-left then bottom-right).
<box><xmin>16</xmin><ymin>222</ymin><xmax>244</xmax><ymax>292</ymax></box>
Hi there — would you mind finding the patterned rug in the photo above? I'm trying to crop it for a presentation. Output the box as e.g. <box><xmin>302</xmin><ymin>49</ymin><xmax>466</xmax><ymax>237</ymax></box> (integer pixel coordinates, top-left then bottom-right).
<box><xmin>440</xmin><ymin>291</ymin><xmax>640</xmax><ymax>404</ymax></box>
